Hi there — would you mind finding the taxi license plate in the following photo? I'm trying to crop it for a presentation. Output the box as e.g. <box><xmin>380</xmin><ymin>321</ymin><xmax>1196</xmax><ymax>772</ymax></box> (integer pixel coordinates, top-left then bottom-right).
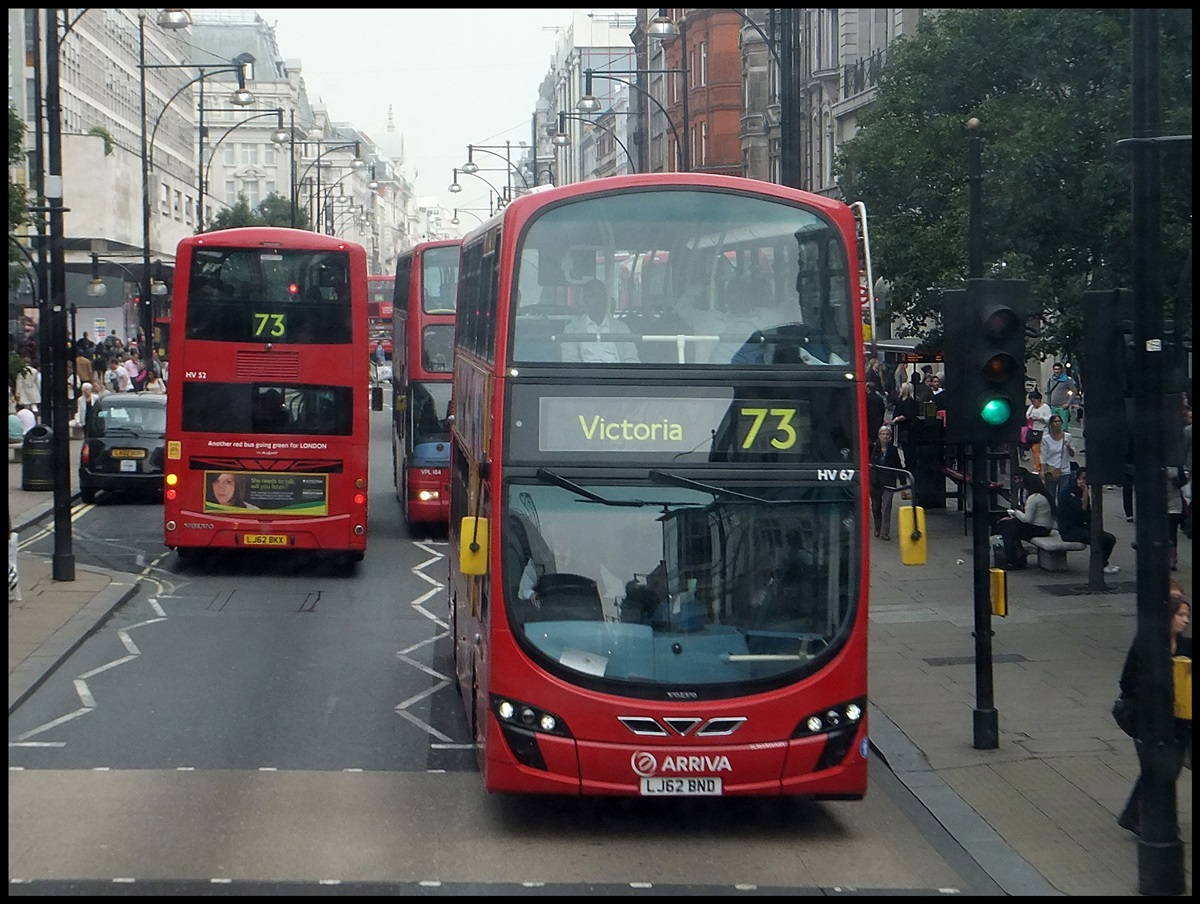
<box><xmin>119</xmin><ymin>459</ymin><xmax>138</xmax><ymax>472</ymax></box>
<box><xmin>243</xmin><ymin>534</ymin><xmax>288</xmax><ymax>546</ymax></box>
<box><xmin>111</xmin><ymin>448</ymin><xmax>146</xmax><ymax>459</ymax></box>
<box><xmin>640</xmin><ymin>777</ymin><xmax>722</xmax><ymax>796</ymax></box>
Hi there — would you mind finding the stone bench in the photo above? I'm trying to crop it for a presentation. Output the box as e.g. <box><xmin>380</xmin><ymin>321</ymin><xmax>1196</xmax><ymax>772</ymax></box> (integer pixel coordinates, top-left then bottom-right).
<box><xmin>8</xmin><ymin>436</ymin><xmax>22</xmax><ymax>463</ymax></box>
<box><xmin>1030</xmin><ymin>532</ymin><xmax>1088</xmax><ymax>572</ymax></box>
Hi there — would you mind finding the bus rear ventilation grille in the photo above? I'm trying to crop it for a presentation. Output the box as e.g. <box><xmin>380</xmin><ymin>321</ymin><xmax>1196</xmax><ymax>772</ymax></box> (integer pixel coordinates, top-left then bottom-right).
<box><xmin>237</xmin><ymin>350</ymin><xmax>300</xmax><ymax>381</ymax></box>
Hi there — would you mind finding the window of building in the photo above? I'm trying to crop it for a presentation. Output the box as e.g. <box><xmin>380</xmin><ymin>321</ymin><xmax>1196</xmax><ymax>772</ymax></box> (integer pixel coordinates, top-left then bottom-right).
<box><xmin>224</xmin><ymin>144</ymin><xmax>236</xmax><ymax>166</ymax></box>
<box><xmin>241</xmin><ymin>144</ymin><xmax>258</xmax><ymax>166</ymax></box>
<box><xmin>264</xmin><ymin>144</ymin><xmax>276</xmax><ymax>166</ymax></box>
<box><xmin>225</xmin><ymin>180</ymin><xmax>236</xmax><ymax>207</ymax></box>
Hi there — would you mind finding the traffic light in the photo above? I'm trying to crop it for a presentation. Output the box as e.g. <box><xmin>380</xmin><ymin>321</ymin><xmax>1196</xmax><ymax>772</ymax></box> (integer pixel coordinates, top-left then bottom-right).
<box><xmin>1081</xmin><ymin>289</ymin><xmax>1132</xmax><ymax>485</ymax></box>
<box><xmin>942</xmin><ymin>279</ymin><xmax>1028</xmax><ymax>445</ymax></box>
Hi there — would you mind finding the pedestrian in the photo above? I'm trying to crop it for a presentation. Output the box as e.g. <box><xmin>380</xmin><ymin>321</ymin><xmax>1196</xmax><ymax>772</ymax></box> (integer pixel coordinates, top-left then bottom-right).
<box><xmin>75</xmin><ymin>331</ymin><xmax>95</xmax><ymax>361</ymax></box>
<box><xmin>865</xmin><ymin>373</ymin><xmax>888</xmax><ymax>441</ymax></box>
<box><xmin>1024</xmin><ymin>389</ymin><xmax>1052</xmax><ymax>470</ymax></box>
<box><xmin>889</xmin><ymin>381</ymin><xmax>919</xmax><ymax>457</ymax></box>
<box><xmin>1039</xmin><ymin>413</ymin><xmax>1075</xmax><ymax>517</ymax></box>
<box><xmin>70</xmin><ymin>382</ymin><xmax>97</xmax><ymax>430</ymax></box>
<box><xmin>996</xmin><ymin>471</ymin><xmax>1053</xmax><ymax>570</ymax></box>
<box><xmin>1046</xmin><ymin>361</ymin><xmax>1076</xmax><ymax>428</ymax></box>
<box><xmin>869</xmin><ymin>424</ymin><xmax>905</xmax><ymax>540</ymax></box>
<box><xmin>914</xmin><ymin>366</ymin><xmax>934</xmax><ymax>405</ymax></box>
<box><xmin>1116</xmin><ymin>589</ymin><xmax>1192</xmax><ymax>836</ymax></box>
<box><xmin>14</xmin><ymin>403</ymin><xmax>36</xmax><ymax>434</ymax></box>
<box><xmin>1056</xmin><ymin>465</ymin><xmax>1119</xmax><ymax>574</ymax></box>
<box><xmin>142</xmin><ymin>369</ymin><xmax>167</xmax><ymax>394</ymax></box>
<box><xmin>1166</xmin><ymin>466</ymin><xmax>1184</xmax><ymax>572</ymax></box>
<box><xmin>103</xmin><ymin>356</ymin><xmax>131</xmax><ymax>394</ymax></box>
<box><xmin>930</xmin><ymin>374</ymin><xmax>947</xmax><ymax>412</ymax></box>
<box><xmin>13</xmin><ymin>355</ymin><xmax>41</xmax><ymax>419</ymax></box>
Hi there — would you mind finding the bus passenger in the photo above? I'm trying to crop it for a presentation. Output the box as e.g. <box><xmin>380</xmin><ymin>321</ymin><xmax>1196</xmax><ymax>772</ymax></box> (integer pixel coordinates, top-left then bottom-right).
<box><xmin>561</xmin><ymin>279</ymin><xmax>639</xmax><ymax>364</ymax></box>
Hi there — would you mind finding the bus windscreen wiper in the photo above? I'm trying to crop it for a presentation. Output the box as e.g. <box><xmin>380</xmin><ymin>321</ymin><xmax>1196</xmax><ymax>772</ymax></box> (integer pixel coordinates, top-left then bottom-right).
<box><xmin>534</xmin><ymin>467</ymin><xmax>697</xmax><ymax>509</ymax></box>
<box><xmin>648</xmin><ymin>469</ymin><xmax>769</xmax><ymax>503</ymax></box>
<box><xmin>534</xmin><ymin>468</ymin><xmax>647</xmax><ymax>506</ymax></box>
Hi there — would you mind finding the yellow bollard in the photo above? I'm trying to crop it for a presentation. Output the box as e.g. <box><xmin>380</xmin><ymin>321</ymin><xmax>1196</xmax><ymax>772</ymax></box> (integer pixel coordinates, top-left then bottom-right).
<box><xmin>1173</xmin><ymin>656</ymin><xmax>1191</xmax><ymax>720</ymax></box>
<box><xmin>989</xmin><ymin>567</ymin><xmax>1007</xmax><ymax>617</ymax></box>
<box><xmin>898</xmin><ymin>506</ymin><xmax>927</xmax><ymax>565</ymax></box>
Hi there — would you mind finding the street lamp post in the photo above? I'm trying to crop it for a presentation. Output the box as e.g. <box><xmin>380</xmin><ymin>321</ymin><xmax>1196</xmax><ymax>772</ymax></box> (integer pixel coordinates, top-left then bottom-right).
<box><xmin>42</xmin><ymin>8</ymin><xmax>74</xmax><ymax>580</ymax></box>
<box><xmin>139</xmin><ymin>10</ymin><xmax>252</xmax><ymax>360</ymax></box>
<box><xmin>291</xmin><ymin>141</ymin><xmax>364</xmax><ymax>230</ymax></box>
<box><xmin>201</xmin><ymin>108</ymin><xmax>288</xmax><ymax>223</ymax></box>
<box><xmin>462</xmin><ymin>142</ymin><xmax>530</xmax><ymax>197</ymax></box>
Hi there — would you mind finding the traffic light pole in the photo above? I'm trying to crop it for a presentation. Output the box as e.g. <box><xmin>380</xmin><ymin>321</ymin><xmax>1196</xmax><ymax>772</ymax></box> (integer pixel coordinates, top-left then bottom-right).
<box><xmin>1127</xmin><ymin>10</ymin><xmax>1182</xmax><ymax>895</ymax></box>
<box><xmin>966</xmin><ymin>119</ymin><xmax>998</xmax><ymax>749</ymax></box>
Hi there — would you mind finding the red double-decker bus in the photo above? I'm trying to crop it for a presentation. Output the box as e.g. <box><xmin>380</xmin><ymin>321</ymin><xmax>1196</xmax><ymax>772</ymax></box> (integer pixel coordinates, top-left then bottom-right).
<box><xmin>367</xmin><ymin>274</ymin><xmax>394</xmax><ymax>360</ymax></box>
<box><xmin>390</xmin><ymin>239</ymin><xmax>459</xmax><ymax>527</ymax></box>
<box><xmin>449</xmin><ymin>173</ymin><xmax>922</xmax><ymax>797</ymax></box>
<box><xmin>162</xmin><ymin>227</ymin><xmax>371</xmax><ymax>563</ymax></box>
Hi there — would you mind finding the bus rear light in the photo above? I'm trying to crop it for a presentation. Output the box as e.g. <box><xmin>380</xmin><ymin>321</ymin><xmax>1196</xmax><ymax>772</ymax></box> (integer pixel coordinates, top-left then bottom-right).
<box><xmin>166</xmin><ymin>473</ymin><xmax>179</xmax><ymax>486</ymax></box>
<box><xmin>353</xmin><ymin>492</ymin><xmax>366</xmax><ymax>505</ymax></box>
<box><xmin>415</xmin><ymin>489</ymin><xmax>440</xmax><ymax>502</ymax></box>
<box><xmin>165</xmin><ymin>487</ymin><xmax>177</xmax><ymax>501</ymax></box>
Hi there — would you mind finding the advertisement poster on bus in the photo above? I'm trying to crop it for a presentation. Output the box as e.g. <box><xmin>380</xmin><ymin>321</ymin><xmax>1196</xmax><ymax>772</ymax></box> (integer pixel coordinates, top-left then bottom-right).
<box><xmin>202</xmin><ymin>470</ymin><xmax>329</xmax><ymax>515</ymax></box>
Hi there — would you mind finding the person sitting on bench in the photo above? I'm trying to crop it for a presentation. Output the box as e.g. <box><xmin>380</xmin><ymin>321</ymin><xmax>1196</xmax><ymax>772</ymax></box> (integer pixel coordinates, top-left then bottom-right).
<box><xmin>1057</xmin><ymin>465</ymin><xmax>1119</xmax><ymax>574</ymax></box>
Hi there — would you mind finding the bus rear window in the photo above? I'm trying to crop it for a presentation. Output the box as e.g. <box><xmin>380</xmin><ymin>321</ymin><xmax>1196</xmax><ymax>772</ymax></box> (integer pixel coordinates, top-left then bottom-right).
<box><xmin>186</xmin><ymin>247</ymin><xmax>353</xmax><ymax>344</ymax></box>
<box><xmin>180</xmin><ymin>383</ymin><xmax>354</xmax><ymax>435</ymax></box>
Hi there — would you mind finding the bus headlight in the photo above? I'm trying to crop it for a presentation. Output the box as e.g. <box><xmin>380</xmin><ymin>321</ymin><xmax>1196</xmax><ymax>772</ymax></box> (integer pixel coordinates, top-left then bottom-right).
<box><xmin>793</xmin><ymin>697</ymin><xmax>867</xmax><ymax>739</ymax></box>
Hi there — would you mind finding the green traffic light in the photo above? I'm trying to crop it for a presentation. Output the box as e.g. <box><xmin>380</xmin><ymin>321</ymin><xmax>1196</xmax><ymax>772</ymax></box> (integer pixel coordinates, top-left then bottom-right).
<box><xmin>981</xmin><ymin>397</ymin><xmax>1011</xmax><ymax>426</ymax></box>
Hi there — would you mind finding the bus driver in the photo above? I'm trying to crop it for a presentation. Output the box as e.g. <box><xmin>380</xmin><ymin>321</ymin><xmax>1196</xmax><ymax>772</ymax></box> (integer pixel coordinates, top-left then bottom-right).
<box><xmin>561</xmin><ymin>279</ymin><xmax>640</xmax><ymax>364</ymax></box>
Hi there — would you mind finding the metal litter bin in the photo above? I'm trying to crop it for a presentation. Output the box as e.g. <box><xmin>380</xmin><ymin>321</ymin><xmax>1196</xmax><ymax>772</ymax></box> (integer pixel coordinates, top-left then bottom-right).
<box><xmin>21</xmin><ymin>424</ymin><xmax>54</xmax><ymax>491</ymax></box>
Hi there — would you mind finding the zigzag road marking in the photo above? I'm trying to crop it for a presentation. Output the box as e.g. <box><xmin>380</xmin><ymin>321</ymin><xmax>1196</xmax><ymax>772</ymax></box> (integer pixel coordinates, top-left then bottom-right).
<box><xmin>393</xmin><ymin>540</ymin><xmax>462</xmax><ymax>743</ymax></box>
<box><xmin>8</xmin><ymin>599</ymin><xmax>167</xmax><ymax>749</ymax></box>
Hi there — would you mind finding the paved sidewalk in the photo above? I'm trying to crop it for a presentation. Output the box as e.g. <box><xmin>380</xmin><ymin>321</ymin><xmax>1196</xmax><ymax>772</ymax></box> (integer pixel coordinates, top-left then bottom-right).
<box><xmin>7</xmin><ymin>445</ymin><xmax>1192</xmax><ymax>895</ymax></box>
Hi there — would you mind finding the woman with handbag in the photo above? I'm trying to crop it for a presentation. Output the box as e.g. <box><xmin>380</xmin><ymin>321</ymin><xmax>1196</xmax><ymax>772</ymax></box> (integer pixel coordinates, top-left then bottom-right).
<box><xmin>1039</xmin><ymin>413</ymin><xmax>1074</xmax><ymax>517</ymax></box>
<box><xmin>1024</xmin><ymin>389</ymin><xmax>1052</xmax><ymax>471</ymax></box>
<box><xmin>1116</xmin><ymin>589</ymin><xmax>1192</xmax><ymax>835</ymax></box>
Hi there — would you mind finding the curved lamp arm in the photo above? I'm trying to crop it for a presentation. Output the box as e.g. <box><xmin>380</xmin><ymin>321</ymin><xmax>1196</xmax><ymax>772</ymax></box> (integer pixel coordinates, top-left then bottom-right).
<box><xmin>555</xmin><ymin>111</ymin><xmax>636</xmax><ymax>172</ymax></box>
<box><xmin>148</xmin><ymin>65</ymin><xmax>248</xmax><ymax>168</ymax></box>
<box><xmin>203</xmin><ymin>109</ymin><xmax>285</xmax><ymax>193</ymax></box>
<box><xmin>581</xmin><ymin>70</ymin><xmax>682</xmax><ymax>162</ymax></box>
<box><xmin>465</xmin><ymin>145</ymin><xmax>530</xmax><ymax>189</ymax></box>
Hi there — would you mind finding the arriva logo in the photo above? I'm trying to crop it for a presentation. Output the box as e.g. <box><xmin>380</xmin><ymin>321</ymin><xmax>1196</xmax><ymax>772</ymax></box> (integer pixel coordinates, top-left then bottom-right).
<box><xmin>631</xmin><ymin>751</ymin><xmax>732</xmax><ymax>776</ymax></box>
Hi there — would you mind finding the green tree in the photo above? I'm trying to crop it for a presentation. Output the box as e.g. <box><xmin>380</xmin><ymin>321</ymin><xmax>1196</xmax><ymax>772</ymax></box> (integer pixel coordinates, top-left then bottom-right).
<box><xmin>206</xmin><ymin>192</ymin><xmax>308</xmax><ymax>232</ymax></box>
<box><xmin>257</xmin><ymin>191</ymin><xmax>305</xmax><ymax>228</ymax></box>
<box><xmin>9</xmin><ymin>106</ymin><xmax>29</xmax><ymax>268</ymax></box>
<box><xmin>837</xmin><ymin>8</ymin><xmax>1192</xmax><ymax>360</ymax></box>
<box><xmin>207</xmin><ymin>194</ymin><xmax>260</xmax><ymax>231</ymax></box>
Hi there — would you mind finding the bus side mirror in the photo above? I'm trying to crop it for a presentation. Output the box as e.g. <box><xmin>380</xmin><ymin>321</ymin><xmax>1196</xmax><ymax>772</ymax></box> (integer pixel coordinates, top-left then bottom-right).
<box><xmin>459</xmin><ymin>516</ymin><xmax>490</xmax><ymax>575</ymax></box>
<box><xmin>898</xmin><ymin>506</ymin><xmax>927</xmax><ymax>566</ymax></box>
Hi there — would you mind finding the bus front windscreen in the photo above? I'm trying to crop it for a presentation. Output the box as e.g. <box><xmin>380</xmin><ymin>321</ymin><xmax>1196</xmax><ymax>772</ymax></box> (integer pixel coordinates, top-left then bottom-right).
<box><xmin>502</xmin><ymin>480</ymin><xmax>859</xmax><ymax>694</ymax></box>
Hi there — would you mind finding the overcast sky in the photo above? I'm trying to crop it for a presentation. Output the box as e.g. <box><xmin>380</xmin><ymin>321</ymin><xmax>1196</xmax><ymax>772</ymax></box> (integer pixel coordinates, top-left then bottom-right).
<box><xmin>254</xmin><ymin>8</ymin><xmax>575</xmax><ymax>216</ymax></box>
